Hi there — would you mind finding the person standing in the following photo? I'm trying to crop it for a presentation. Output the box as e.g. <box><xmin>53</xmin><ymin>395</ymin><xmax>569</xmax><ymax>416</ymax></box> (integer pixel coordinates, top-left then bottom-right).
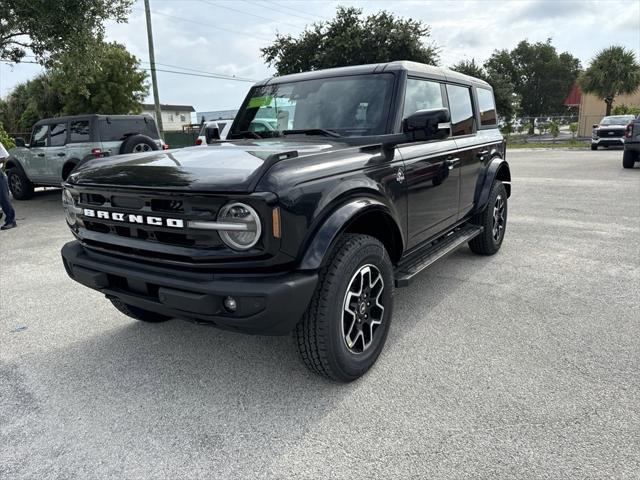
<box><xmin>0</xmin><ymin>141</ymin><xmax>17</xmax><ymax>230</ymax></box>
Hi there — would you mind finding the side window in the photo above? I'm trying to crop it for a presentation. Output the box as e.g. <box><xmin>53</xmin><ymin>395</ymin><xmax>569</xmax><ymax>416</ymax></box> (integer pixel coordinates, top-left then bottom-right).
<box><xmin>49</xmin><ymin>123</ymin><xmax>67</xmax><ymax>147</ymax></box>
<box><xmin>69</xmin><ymin>121</ymin><xmax>91</xmax><ymax>143</ymax></box>
<box><xmin>447</xmin><ymin>84</ymin><xmax>475</xmax><ymax>136</ymax></box>
<box><xmin>31</xmin><ymin>125</ymin><xmax>48</xmax><ymax>147</ymax></box>
<box><xmin>477</xmin><ymin>88</ymin><xmax>497</xmax><ymax>126</ymax></box>
<box><xmin>403</xmin><ymin>78</ymin><xmax>444</xmax><ymax>119</ymax></box>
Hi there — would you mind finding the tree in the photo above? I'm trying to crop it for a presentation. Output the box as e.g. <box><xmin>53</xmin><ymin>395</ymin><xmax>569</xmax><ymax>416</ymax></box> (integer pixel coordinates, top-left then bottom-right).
<box><xmin>486</xmin><ymin>39</ymin><xmax>581</xmax><ymax>116</ymax></box>
<box><xmin>0</xmin><ymin>42</ymin><xmax>147</xmax><ymax>132</ymax></box>
<box><xmin>569</xmin><ymin>122</ymin><xmax>578</xmax><ymax>139</ymax></box>
<box><xmin>0</xmin><ymin>0</ymin><xmax>132</xmax><ymax>65</ymax></box>
<box><xmin>451</xmin><ymin>58</ymin><xmax>518</xmax><ymax>121</ymax></box>
<box><xmin>579</xmin><ymin>46</ymin><xmax>640</xmax><ymax>116</ymax></box>
<box><xmin>262</xmin><ymin>6</ymin><xmax>439</xmax><ymax>75</ymax></box>
<box><xmin>50</xmin><ymin>42</ymin><xmax>148</xmax><ymax>115</ymax></box>
<box><xmin>548</xmin><ymin>120</ymin><xmax>560</xmax><ymax>143</ymax></box>
<box><xmin>612</xmin><ymin>104</ymin><xmax>640</xmax><ymax>116</ymax></box>
<box><xmin>0</xmin><ymin>121</ymin><xmax>15</xmax><ymax>148</ymax></box>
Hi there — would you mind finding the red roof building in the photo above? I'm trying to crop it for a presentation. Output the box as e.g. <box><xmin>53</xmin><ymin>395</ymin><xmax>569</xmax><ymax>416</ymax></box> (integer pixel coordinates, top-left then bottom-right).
<box><xmin>564</xmin><ymin>82</ymin><xmax>582</xmax><ymax>107</ymax></box>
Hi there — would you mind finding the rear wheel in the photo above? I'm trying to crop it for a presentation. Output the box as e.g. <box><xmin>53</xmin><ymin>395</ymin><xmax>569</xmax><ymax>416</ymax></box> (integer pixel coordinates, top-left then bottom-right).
<box><xmin>295</xmin><ymin>234</ymin><xmax>394</xmax><ymax>382</ymax></box>
<box><xmin>591</xmin><ymin>144</ymin><xmax>597</xmax><ymax>151</ymax></box>
<box><xmin>623</xmin><ymin>150</ymin><xmax>637</xmax><ymax>169</ymax></box>
<box><xmin>468</xmin><ymin>180</ymin><xmax>508</xmax><ymax>256</ymax></box>
<box><xmin>119</xmin><ymin>134</ymin><xmax>159</xmax><ymax>154</ymax></box>
<box><xmin>109</xmin><ymin>298</ymin><xmax>172</xmax><ymax>323</ymax></box>
<box><xmin>7</xmin><ymin>168</ymin><xmax>34</xmax><ymax>200</ymax></box>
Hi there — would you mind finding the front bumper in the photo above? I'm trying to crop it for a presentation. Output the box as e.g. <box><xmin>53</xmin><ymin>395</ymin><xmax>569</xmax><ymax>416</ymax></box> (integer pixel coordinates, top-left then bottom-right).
<box><xmin>61</xmin><ymin>241</ymin><xmax>318</xmax><ymax>335</ymax></box>
<box><xmin>592</xmin><ymin>137</ymin><xmax>624</xmax><ymax>147</ymax></box>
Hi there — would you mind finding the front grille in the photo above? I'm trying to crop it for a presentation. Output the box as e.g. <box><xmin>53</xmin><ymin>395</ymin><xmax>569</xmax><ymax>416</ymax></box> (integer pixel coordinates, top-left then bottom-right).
<box><xmin>597</xmin><ymin>128</ymin><xmax>624</xmax><ymax>138</ymax></box>
<box><xmin>74</xmin><ymin>188</ymin><xmax>227</xmax><ymax>251</ymax></box>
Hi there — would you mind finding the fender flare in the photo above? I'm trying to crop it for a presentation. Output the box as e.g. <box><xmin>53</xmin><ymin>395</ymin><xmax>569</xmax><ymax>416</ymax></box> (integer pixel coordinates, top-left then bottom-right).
<box><xmin>3</xmin><ymin>156</ymin><xmax>28</xmax><ymax>176</ymax></box>
<box><xmin>62</xmin><ymin>158</ymin><xmax>82</xmax><ymax>180</ymax></box>
<box><xmin>298</xmin><ymin>198</ymin><xmax>403</xmax><ymax>270</ymax></box>
<box><xmin>473</xmin><ymin>156</ymin><xmax>511</xmax><ymax>214</ymax></box>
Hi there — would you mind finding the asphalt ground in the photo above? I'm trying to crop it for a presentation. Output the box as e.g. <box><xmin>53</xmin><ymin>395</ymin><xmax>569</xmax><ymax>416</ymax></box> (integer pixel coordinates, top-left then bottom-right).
<box><xmin>1</xmin><ymin>148</ymin><xmax>639</xmax><ymax>479</ymax></box>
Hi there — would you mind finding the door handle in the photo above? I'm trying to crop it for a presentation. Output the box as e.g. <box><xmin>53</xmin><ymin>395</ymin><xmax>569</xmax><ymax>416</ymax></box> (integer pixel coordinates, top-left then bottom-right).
<box><xmin>477</xmin><ymin>150</ymin><xmax>490</xmax><ymax>158</ymax></box>
<box><xmin>445</xmin><ymin>157</ymin><xmax>460</xmax><ymax>170</ymax></box>
<box><xmin>37</xmin><ymin>153</ymin><xmax>45</xmax><ymax>157</ymax></box>
<box><xmin>57</xmin><ymin>152</ymin><xmax>66</xmax><ymax>157</ymax></box>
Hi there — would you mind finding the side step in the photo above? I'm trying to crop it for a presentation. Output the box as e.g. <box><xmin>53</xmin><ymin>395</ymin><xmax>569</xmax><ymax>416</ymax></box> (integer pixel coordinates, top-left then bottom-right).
<box><xmin>394</xmin><ymin>225</ymin><xmax>483</xmax><ymax>287</ymax></box>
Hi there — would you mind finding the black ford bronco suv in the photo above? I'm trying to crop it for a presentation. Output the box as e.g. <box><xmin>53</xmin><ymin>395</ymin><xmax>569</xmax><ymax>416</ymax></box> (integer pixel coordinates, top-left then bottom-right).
<box><xmin>61</xmin><ymin>62</ymin><xmax>510</xmax><ymax>381</ymax></box>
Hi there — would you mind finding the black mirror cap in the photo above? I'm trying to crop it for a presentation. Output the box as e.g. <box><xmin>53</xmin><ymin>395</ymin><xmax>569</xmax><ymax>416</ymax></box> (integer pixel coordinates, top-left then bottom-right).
<box><xmin>592</xmin><ymin>124</ymin><xmax>599</xmax><ymax>129</ymax></box>
<box><xmin>14</xmin><ymin>137</ymin><xmax>26</xmax><ymax>147</ymax></box>
<box><xmin>403</xmin><ymin>108</ymin><xmax>451</xmax><ymax>141</ymax></box>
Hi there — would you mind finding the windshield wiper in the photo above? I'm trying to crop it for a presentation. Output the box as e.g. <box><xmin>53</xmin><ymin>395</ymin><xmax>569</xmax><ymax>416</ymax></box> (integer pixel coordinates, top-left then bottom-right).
<box><xmin>282</xmin><ymin>129</ymin><xmax>342</xmax><ymax>138</ymax></box>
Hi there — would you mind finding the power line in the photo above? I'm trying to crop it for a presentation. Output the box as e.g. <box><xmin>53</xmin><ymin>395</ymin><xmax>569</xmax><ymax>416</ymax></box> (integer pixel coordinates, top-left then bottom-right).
<box><xmin>245</xmin><ymin>0</ymin><xmax>326</xmax><ymax>23</ymax></box>
<box><xmin>201</xmin><ymin>0</ymin><xmax>306</xmax><ymax>30</ymax></box>
<box><xmin>142</xmin><ymin>67</ymin><xmax>256</xmax><ymax>83</ymax></box>
<box><xmin>141</xmin><ymin>61</ymin><xmax>257</xmax><ymax>82</ymax></box>
<box><xmin>132</xmin><ymin>7</ymin><xmax>272</xmax><ymax>42</ymax></box>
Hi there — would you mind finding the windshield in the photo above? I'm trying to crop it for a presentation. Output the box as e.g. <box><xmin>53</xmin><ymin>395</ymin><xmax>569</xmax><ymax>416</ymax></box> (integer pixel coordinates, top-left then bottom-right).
<box><xmin>229</xmin><ymin>73</ymin><xmax>395</xmax><ymax>139</ymax></box>
<box><xmin>600</xmin><ymin>115</ymin><xmax>635</xmax><ymax>125</ymax></box>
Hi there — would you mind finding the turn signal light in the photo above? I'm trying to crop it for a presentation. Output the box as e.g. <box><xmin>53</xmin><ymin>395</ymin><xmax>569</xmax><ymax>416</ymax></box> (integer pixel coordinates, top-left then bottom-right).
<box><xmin>272</xmin><ymin>207</ymin><xmax>281</xmax><ymax>239</ymax></box>
<box><xmin>91</xmin><ymin>148</ymin><xmax>102</xmax><ymax>157</ymax></box>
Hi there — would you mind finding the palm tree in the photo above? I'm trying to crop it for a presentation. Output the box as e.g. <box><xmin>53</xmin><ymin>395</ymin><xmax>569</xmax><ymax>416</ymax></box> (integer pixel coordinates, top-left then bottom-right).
<box><xmin>579</xmin><ymin>46</ymin><xmax>640</xmax><ymax>116</ymax></box>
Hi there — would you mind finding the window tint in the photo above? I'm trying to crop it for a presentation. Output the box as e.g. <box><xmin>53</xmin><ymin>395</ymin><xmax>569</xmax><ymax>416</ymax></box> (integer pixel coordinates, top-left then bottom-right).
<box><xmin>31</xmin><ymin>125</ymin><xmax>48</xmax><ymax>147</ymax></box>
<box><xmin>69</xmin><ymin>121</ymin><xmax>91</xmax><ymax>143</ymax></box>
<box><xmin>49</xmin><ymin>123</ymin><xmax>67</xmax><ymax>146</ymax></box>
<box><xmin>447</xmin><ymin>84</ymin><xmax>475</xmax><ymax>136</ymax></box>
<box><xmin>98</xmin><ymin>118</ymin><xmax>159</xmax><ymax>141</ymax></box>
<box><xmin>403</xmin><ymin>78</ymin><xmax>444</xmax><ymax>119</ymax></box>
<box><xmin>477</xmin><ymin>88</ymin><xmax>497</xmax><ymax>126</ymax></box>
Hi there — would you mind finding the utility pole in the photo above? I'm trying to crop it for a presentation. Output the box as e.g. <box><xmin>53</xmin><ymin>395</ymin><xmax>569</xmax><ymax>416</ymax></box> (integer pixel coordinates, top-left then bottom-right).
<box><xmin>144</xmin><ymin>0</ymin><xmax>164</xmax><ymax>136</ymax></box>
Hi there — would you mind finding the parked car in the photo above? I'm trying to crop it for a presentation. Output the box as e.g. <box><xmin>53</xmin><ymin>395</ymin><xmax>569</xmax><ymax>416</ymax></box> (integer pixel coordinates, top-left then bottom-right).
<box><xmin>195</xmin><ymin>119</ymin><xmax>234</xmax><ymax>145</ymax></box>
<box><xmin>60</xmin><ymin>61</ymin><xmax>510</xmax><ymax>381</ymax></box>
<box><xmin>591</xmin><ymin>115</ymin><xmax>636</xmax><ymax>150</ymax></box>
<box><xmin>622</xmin><ymin>115</ymin><xmax>640</xmax><ymax>168</ymax></box>
<box><xmin>4</xmin><ymin>114</ymin><xmax>165</xmax><ymax>199</ymax></box>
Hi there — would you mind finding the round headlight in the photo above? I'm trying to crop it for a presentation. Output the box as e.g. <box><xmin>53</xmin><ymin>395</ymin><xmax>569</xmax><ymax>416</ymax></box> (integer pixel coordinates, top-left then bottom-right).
<box><xmin>62</xmin><ymin>189</ymin><xmax>77</xmax><ymax>225</ymax></box>
<box><xmin>217</xmin><ymin>202</ymin><xmax>261</xmax><ymax>250</ymax></box>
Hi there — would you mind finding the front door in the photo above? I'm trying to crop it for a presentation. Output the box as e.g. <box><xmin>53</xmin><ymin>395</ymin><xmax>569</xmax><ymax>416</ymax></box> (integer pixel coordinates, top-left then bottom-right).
<box><xmin>398</xmin><ymin>77</ymin><xmax>460</xmax><ymax>249</ymax></box>
<box><xmin>25</xmin><ymin>124</ymin><xmax>49</xmax><ymax>182</ymax></box>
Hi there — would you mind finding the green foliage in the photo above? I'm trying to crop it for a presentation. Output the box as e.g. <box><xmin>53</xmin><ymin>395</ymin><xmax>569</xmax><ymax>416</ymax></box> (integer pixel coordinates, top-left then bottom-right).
<box><xmin>486</xmin><ymin>39</ymin><xmax>581</xmax><ymax>116</ymax></box>
<box><xmin>500</xmin><ymin>121</ymin><xmax>513</xmax><ymax>138</ymax></box>
<box><xmin>0</xmin><ymin>122</ymin><xmax>15</xmax><ymax>149</ymax></box>
<box><xmin>0</xmin><ymin>42</ymin><xmax>147</xmax><ymax>132</ymax></box>
<box><xmin>0</xmin><ymin>0</ymin><xmax>132</xmax><ymax>65</ymax></box>
<box><xmin>579</xmin><ymin>46</ymin><xmax>640</xmax><ymax>116</ymax></box>
<box><xmin>569</xmin><ymin>122</ymin><xmax>578</xmax><ymax>139</ymax></box>
<box><xmin>262</xmin><ymin>6</ymin><xmax>439</xmax><ymax>75</ymax></box>
<box><xmin>611</xmin><ymin>104</ymin><xmax>640</xmax><ymax>116</ymax></box>
<box><xmin>537</xmin><ymin>122</ymin><xmax>548</xmax><ymax>136</ymax></box>
<box><xmin>451</xmin><ymin>58</ymin><xmax>518</xmax><ymax>120</ymax></box>
<box><xmin>548</xmin><ymin>120</ymin><xmax>560</xmax><ymax>142</ymax></box>
<box><xmin>50</xmin><ymin>42</ymin><xmax>148</xmax><ymax>115</ymax></box>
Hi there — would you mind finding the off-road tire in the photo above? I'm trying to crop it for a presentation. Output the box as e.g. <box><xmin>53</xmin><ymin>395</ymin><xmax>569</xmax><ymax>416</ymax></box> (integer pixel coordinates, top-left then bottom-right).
<box><xmin>6</xmin><ymin>168</ymin><xmax>34</xmax><ymax>200</ymax></box>
<box><xmin>468</xmin><ymin>180</ymin><xmax>508</xmax><ymax>255</ymax></box>
<box><xmin>590</xmin><ymin>144</ymin><xmax>597</xmax><ymax>151</ymax></box>
<box><xmin>119</xmin><ymin>134</ymin><xmax>159</xmax><ymax>154</ymax></box>
<box><xmin>294</xmin><ymin>234</ymin><xmax>394</xmax><ymax>382</ymax></box>
<box><xmin>109</xmin><ymin>298</ymin><xmax>171</xmax><ymax>323</ymax></box>
<box><xmin>622</xmin><ymin>150</ymin><xmax>637</xmax><ymax>169</ymax></box>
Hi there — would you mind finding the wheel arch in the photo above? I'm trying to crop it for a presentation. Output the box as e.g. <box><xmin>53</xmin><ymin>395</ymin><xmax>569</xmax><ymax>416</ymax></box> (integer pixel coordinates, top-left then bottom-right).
<box><xmin>473</xmin><ymin>156</ymin><xmax>511</xmax><ymax>214</ymax></box>
<box><xmin>3</xmin><ymin>156</ymin><xmax>27</xmax><ymax>175</ymax></box>
<box><xmin>61</xmin><ymin>158</ymin><xmax>81</xmax><ymax>180</ymax></box>
<box><xmin>298</xmin><ymin>198</ymin><xmax>404</xmax><ymax>270</ymax></box>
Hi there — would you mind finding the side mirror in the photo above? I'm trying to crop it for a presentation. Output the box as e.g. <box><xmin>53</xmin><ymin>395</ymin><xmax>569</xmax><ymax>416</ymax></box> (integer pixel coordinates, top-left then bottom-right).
<box><xmin>15</xmin><ymin>137</ymin><xmax>26</xmax><ymax>148</ymax></box>
<box><xmin>592</xmin><ymin>124</ymin><xmax>599</xmax><ymax>129</ymax></box>
<box><xmin>403</xmin><ymin>108</ymin><xmax>451</xmax><ymax>141</ymax></box>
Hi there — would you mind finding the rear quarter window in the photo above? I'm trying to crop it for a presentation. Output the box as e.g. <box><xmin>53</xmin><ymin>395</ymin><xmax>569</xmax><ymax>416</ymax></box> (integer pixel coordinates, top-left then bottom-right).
<box><xmin>99</xmin><ymin>118</ymin><xmax>159</xmax><ymax>141</ymax></box>
<box><xmin>69</xmin><ymin>120</ymin><xmax>91</xmax><ymax>143</ymax></box>
<box><xmin>477</xmin><ymin>88</ymin><xmax>497</xmax><ymax>126</ymax></box>
<box><xmin>446</xmin><ymin>84</ymin><xmax>475</xmax><ymax>136</ymax></box>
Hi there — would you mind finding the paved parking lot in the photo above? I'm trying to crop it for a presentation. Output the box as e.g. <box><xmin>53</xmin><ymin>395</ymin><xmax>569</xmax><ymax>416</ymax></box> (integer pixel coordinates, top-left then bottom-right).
<box><xmin>1</xmin><ymin>149</ymin><xmax>639</xmax><ymax>479</ymax></box>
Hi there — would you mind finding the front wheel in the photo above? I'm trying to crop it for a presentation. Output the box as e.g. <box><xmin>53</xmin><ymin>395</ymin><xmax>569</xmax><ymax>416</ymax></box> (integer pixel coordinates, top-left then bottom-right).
<box><xmin>295</xmin><ymin>234</ymin><xmax>394</xmax><ymax>382</ymax></box>
<box><xmin>468</xmin><ymin>180</ymin><xmax>508</xmax><ymax>255</ymax></box>
<box><xmin>622</xmin><ymin>150</ymin><xmax>637</xmax><ymax>169</ymax></box>
<box><xmin>7</xmin><ymin>168</ymin><xmax>34</xmax><ymax>200</ymax></box>
<box><xmin>590</xmin><ymin>144</ymin><xmax>598</xmax><ymax>151</ymax></box>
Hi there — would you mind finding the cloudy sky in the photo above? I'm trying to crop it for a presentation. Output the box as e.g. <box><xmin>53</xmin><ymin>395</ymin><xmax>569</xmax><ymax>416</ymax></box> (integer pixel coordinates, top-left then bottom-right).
<box><xmin>1</xmin><ymin>0</ymin><xmax>638</xmax><ymax>115</ymax></box>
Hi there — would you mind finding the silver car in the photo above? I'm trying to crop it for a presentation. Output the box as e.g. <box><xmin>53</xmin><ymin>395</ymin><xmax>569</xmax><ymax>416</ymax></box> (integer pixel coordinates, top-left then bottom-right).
<box><xmin>4</xmin><ymin>114</ymin><xmax>164</xmax><ymax>199</ymax></box>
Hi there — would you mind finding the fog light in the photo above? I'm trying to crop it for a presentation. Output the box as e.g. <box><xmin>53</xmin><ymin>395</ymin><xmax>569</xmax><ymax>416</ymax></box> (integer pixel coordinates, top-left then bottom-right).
<box><xmin>223</xmin><ymin>296</ymin><xmax>237</xmax><ymax>313</ymax></box>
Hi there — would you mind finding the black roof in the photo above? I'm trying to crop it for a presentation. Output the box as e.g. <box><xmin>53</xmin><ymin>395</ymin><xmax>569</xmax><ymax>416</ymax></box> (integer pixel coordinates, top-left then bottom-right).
<box><xmin>257</xmin><ymin>61</ymin><xmax>491</xmax><ymax>89</ymax></box>
<box><xmin>33</xmin><ymin>114</ymin><xmax>156</xmax><ymax>126</ymax></box>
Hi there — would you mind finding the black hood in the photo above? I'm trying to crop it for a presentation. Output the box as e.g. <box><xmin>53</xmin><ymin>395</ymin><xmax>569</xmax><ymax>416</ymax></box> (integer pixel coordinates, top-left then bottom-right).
<box><xmin>67</xmin><ymin>141</ymin><xmax>339</xmax><ymax>192</ymax></box>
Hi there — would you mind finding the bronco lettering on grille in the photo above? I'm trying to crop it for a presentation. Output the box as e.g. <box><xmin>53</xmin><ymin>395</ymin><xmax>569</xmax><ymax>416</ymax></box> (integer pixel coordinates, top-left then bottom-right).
<box><xmin>82</xmin><ymin>208</ymin><xmax>184</xmax><ymax>228</ymax></box>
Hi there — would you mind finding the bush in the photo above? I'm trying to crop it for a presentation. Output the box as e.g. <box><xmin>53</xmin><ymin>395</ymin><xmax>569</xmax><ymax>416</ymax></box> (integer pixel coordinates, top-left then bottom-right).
<box><xmin>0</xmin><ymin>122</ymin><xmax>16</xmax><ymax>149</ymax></box>
<box><xmin>548</xmin><ymin>120</ymin><xmax>560</xmax><ymax>142</ymax></box>
<box><xmin>612</xmin><ymin>104</ymin><xmax>640</xmax><ymax>116</ymax></box>
<box><xmin>569</xmin><ymin>122</ymin><xmax>578</xmax><ymax>139</ymax></box>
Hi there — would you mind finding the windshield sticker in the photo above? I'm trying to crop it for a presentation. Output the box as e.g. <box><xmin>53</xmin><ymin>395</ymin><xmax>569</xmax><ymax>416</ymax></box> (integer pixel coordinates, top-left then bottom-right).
<box><xmin>248</xmin><ymin>96</ymin><xmax>273</xmax><ymax>108</ymax></box>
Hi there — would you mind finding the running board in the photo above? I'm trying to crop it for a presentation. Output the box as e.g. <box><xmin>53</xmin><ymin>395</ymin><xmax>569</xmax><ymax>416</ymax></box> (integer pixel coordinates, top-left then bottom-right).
<box><xmin>394</xmin><ymin>225</ymin><xmax>483</xmax><ymax>287</ymax></box>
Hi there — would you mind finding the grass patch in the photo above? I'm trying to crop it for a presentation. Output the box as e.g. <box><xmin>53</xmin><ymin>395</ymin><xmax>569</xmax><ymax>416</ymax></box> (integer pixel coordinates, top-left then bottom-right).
<box><xmin>506</xmin><ymin>139</ymin><xmax>590</xmax><ymax>149</ymax></box>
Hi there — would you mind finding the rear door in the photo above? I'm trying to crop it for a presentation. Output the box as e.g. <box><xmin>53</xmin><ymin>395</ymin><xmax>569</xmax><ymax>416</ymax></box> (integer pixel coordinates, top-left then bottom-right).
<box><xmin>397</xmin><ymin>77</ymin><xmax>460</xmax><ymax>249</ymax></box>
<box><xmin>45</xmin><ymin>121</ymin><xmax>68</xmax><ymax>182</ymax></box>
